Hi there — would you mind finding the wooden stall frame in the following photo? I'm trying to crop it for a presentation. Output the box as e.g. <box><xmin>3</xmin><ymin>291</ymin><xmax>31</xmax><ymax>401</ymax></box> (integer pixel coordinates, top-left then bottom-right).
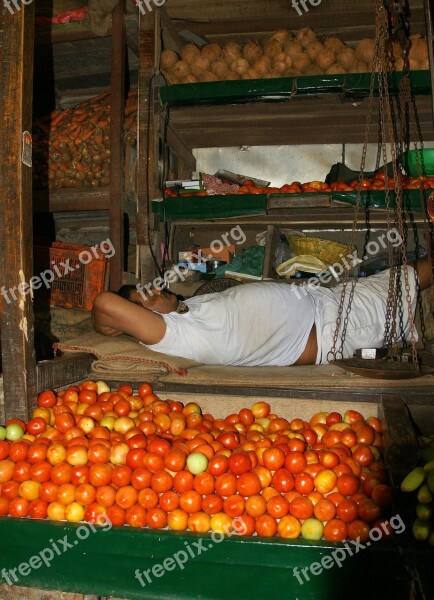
<box><xmin>0</xmin><ymin>3</ymin><xmax>36</xmax><ymax>422</ymax></box>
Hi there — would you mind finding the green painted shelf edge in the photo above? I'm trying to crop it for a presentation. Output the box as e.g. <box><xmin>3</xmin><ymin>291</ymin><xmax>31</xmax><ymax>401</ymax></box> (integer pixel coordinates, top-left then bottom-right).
<box><xmin>152</xmin><ymin>194</ymin><xmax>267</xmax><ymax>220</ymax></box>
<box><xmin>0</xmin><ymin>517</ymin><xmax>421</xmax><ymax>600</ymax></box>
<box><xmin>152</xmin><ymin>189</ymin><xmax>429</xmax><ymax>221</ymax></box>
<box><xmin>159</xmin><ymin>71</ymin><xmax>432</xmax><ymax>107</ymax></box>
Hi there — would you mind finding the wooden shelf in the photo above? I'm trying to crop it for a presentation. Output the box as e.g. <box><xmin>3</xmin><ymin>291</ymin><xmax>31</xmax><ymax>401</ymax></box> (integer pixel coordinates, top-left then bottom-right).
<box><xmin>33</xmin><ymin>186</ymin><xmax>110</xmax><ymax>213</ymax></box>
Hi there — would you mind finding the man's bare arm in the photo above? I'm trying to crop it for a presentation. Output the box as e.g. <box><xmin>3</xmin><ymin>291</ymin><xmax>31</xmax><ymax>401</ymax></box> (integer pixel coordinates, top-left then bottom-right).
<box><xmin>91</xmin><ymin>292</ymin><xmax>167</xmax><ymax>344</ymax></box>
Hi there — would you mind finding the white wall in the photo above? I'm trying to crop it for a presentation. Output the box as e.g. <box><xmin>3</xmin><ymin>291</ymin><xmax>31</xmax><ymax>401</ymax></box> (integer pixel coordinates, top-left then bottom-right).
<box><xmin>193</xmin><ymin>143</ymin><xmax>434</xmax><ymax>186</ymax></box>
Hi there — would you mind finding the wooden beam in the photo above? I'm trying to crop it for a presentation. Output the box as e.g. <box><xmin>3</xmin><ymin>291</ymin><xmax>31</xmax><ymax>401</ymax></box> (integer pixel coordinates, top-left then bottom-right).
<box><xmin>33</xmin><ymin>187</ymin><xmax>110</xmax><ymax>213</ymax></box>
<box><xmin>109</xmin><ymin>0</ymin><xmax>127</xmax><ymax>290</ymax></box>
<box><xmin>36</xmin><ymin>354</ymin><xmax>93</xmax><ymax>399</ymax></box>
<box><xmin>424</xmin><ymin>0</ymin><xmax>434</xmax><ymax>121</ymax></box>
<box><xmin>0</xmin><ymin>4</ymin><xmax>36</xmax><ymax>420</ymax></box>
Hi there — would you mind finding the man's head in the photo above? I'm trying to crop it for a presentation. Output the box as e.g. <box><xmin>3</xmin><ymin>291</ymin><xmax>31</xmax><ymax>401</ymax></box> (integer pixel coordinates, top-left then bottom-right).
<box><xmin>117</xmin><ymin>285</ymin><xmax>180</xmax><ymax>314</ymax></box>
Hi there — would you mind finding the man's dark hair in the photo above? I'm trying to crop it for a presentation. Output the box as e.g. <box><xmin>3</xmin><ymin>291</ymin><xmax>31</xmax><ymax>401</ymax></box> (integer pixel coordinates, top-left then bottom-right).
<box><xmin>117</xmin><ymin>284</ymin><xmax>137</xmax><ymax>300</ymax></box>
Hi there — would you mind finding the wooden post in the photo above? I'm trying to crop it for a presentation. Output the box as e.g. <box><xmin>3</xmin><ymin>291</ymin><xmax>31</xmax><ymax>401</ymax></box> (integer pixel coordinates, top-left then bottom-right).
<box><xmin>109</xmin><ymin>0</ymin><xmax>126</xmax><ymax>291</ymax></box>
<box><xmin>424</xmin><ymin>0</ymin><xmax>434</xmax><ymax>121</ymax></box>
<box><xmin>0</xmin><ymin>3</ymin><xmax>36</xmax><ymax>421</ymax></box>
<box><xmin>136</xmin><ymin>11</ymin><xmax>161</xmax><ymax>282</ymax></box>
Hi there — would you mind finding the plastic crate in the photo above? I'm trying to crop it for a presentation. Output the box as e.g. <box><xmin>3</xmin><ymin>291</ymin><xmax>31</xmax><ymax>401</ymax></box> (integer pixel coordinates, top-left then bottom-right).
<box><xmin>33</xmin><ymin>242</ymin><xmax>110</xmax><ymax>311</ymax></box>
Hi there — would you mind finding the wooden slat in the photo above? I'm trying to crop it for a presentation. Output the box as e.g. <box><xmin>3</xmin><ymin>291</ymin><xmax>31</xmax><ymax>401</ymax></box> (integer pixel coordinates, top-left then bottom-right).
<box><xmin>0</xmin><ymin>4</ymin><xmax>36</xmax><ymax>421</ymax></box>
<box><xmin>33</xmin><ymin>187</ymin><xmax>110</xmax><ymax>212</ymax></box>
<box><xmin>109</xmin><ymin>0</ymin><xmax>127</xmax><ymax>290</ymax></box>
<box><xmin>36</xmin><ymin>354</ymin><xmax>93</xmax><ymax>399</ymax></box>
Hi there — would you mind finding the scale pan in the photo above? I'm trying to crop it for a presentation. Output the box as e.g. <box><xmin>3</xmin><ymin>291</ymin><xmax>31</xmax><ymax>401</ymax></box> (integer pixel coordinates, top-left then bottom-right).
<box><xmin>330</xmin><ymin>357</ymin><xmax>434</xmax><ymax>380</ymax></box>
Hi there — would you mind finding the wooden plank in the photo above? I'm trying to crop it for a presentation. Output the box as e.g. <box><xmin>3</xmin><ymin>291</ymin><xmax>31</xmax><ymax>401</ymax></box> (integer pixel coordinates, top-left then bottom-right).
<box><xmin>0</xmin><ymin>3</ymin><xmax>36</xmax><ymax>421</ymax></box>
<box><xmin>33</xmin><ymin>187</ymin><xmax>110</xmax><ymax>213</ymax></box>
<box><xmin>424</xmin><ymin>0</ymin><xmax>434</xmax><ymax>118</ymax></box>
<box><xmin>268</xmin><ymin>195</ymin><xmax>331</xmax><ymax>209</ymax></box>
<box><xmin>109</xmin><ymin>0</ymin><xmax>127</xmax><ymax>290</ymax></box>
<box><xmin>36</xmin><ymin>354</ymin><xmax>93</xmax><ymax>398</ymax></box>
<box><xmin>165</xmin><ymin>124</ymin><xmax>196</xmax><ymax>171</ymax></box>
<box><xmin>262</xmin><ymin>225</ymin><xmax>281</xmax><ymax>279</ymax></box>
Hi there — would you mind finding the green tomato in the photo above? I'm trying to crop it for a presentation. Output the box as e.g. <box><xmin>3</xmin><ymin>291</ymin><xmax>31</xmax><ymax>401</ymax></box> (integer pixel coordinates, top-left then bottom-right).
<box><xmin>186</xmin><ymin>452</ymin><xmax>208</xmax><ymax>475</ymax></box>
<box><xmin>0</xmin><ymin>426</ymin><xmax>6</xmax><ymax>441</ymax></box>
<box><xmin>301</xmin><ymin>518</ymin><xmax>324</xmax><ymax>540</ymax></box>
<box><xmin>5</xmin><ymin>423</ymin><xmax>24</xmax><ymax>441</ymax></box>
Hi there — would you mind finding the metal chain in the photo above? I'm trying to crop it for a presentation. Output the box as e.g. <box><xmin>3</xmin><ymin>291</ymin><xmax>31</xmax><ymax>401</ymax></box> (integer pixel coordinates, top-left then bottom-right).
<box><xmin>328</xmin><ymin>1</ymin><xmax>384</xmax><ymax>361</ymax></box>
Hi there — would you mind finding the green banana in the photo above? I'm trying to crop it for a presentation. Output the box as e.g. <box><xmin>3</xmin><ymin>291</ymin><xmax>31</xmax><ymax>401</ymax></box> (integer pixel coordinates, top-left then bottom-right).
<box><xmin>417</xmin><ymin>484</ymin><xmax>433</xmax><ymax>504</ymax></box>
<box><xmin>423</xmin><ymin>459</ymin><xmax>434</xmax><ymax>472</ymax></box>
<box><xmin>416</xmin><ymin>503</ymin><xmax>432</xmax><ymax>521</ymax></box>
<box><xmin>412</xmin><ymin>519</ymin><xmax>432</xmax><ymax>541</ymax></box>
<box><xmin>401</xmin><ymin>467</ymin><xmax>426</xmax><ymax>492</ymax></box>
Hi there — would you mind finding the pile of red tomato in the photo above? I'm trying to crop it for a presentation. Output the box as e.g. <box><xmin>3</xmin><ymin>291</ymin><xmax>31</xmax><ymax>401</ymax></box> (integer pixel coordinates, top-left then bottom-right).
<box><xmin>0</xmin><ymin>381</ymin><xmax>394</xmax><ymax>541</ymax></box>
<box><xmin>164</xmin><ymin>172</ymin><xmax>434</xmax><ymax>197</ymax></box>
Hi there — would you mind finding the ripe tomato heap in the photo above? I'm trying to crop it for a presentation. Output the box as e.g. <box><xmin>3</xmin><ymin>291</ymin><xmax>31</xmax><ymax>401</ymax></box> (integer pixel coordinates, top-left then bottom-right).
<box><xmin>0</xmin><ymin>382</ymin><xmax>393</xmax><ymax>541</ymax></box>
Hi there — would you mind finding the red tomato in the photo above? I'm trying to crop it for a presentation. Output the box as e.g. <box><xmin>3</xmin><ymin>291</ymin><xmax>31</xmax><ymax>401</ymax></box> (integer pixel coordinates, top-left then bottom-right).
<box><xmin>13</xmin><ymin>461</ymin><xmax>31</xmax><ymax>483</ymax></box>
<box><xmin>75</xmin><ymin>483</ymin><xmax>97</xmax><ymax>506</ymax></box>
<box><xmin>30</xmin><ymin>461</ymin><xmax>52</xmax><ymax>483</ymax></box>
<box><xmin>179</xmin><ymin>489</ymin><xmax>202</xmax><ymax>513</ymax></box>
<box><xmin>87</xmin><ymin>443</ymin><xmax>111</xmax><ymax>465</ymax></box>
<box><xmin>0</xmin><ymin>441</ymin><xmax>9</xmax><ymax>461</ymax></box>
<box><xmin>227</xmin><ymin>452</ymin><xmax>252</xmax><ymax>475</ymax></box>
<box><xmin>336</xmin><ymin>499</ymin><xmax>358</xmax><ymax>523</ymax></box>
<box><xmin>285</xmin><ymin>451</ymin><xmax>307</xmax><ymax>474</ymax></box>
<box><xmin>26</xmin><ymin>417</ymin><xmax>47</xmax><ymax>436</ymax></box>
<box><xmin>173</xmin><ymin>470</ymin><xmax>194</xmax><ymax>494</ymax></box>
<box><xmin>28</xmin><ymin>498</ymin><xmax>48</xmax><ymax>519</ymax></box>
<box><xmin>267</xmin><ymin>495</ymin><xmax>290</xmax><ymax>519</ymax></box>
<box><xmin>272</xmin><ymin>468</ymin><xmax>294</xmax><ymax>493</ymax></box>
<box><xmin>237</xmin><ymin>472</ymin><xmax>261</xmax><ymax>497</ymax></box>
<box><xmin>215</xmin><ymin>473</ymin><xmax>237</xmax><ymax>497</ymax></box>
<box><xmin>151</xmin><ymin>470</ymin><xmax>173</xmax><ymax>494</ymax></box>
<box><xmin>0</xmin><ymin>497</ymin><xmax>10</xmax><ymax>516</ymax></box>
<box><xmin>9</xmin><ymin>497</ymin><xmax>29</xmax><ymax>518</ymax></box>
<box><xmin>131</xmin><ymin>468</ymin><xmax>152</xmax><ymax>491</ymax></box>
<box><xmin>202</xmin><ymin>494</ymin><xmax>223</xmax><ymax>515</ymax></box>
<box><xmin>106</xmin><ymin>505</ymin><xmax>126</xmax><ymax>527</ymax></box>
<box><xmin>262</xmin><ymin>447</ymin><xmax>285</xmax><ymax>471</ymax></box>
<box><xmin>89</xmin><ymin>463</ymin><xmax>112</xmax><ymax>487</ymax></box>
<box><xmin>208</xmin><ymin>454</ymin><xmax>229</xmax><ymax>476</ymax></box>
<box><xmin>314</xmin><ymin>498</ymin><xmax>336</xmax><ymax>522</ymax></box>
<box><xmin>167</xmin><ymin>508</ymin><xmax>188</xmax><ymax>531</ymax></box>
<box><xmin>115</xmin><ymin>485</ymin><xmax>138</xmax><ymax>509</ymax></box>
<box><xmin>347</xmin><ymin>519</ymin><xmax>370</xmax><ymax>542</ymax></box>
<box><xmin>159</xmin><ymin>490</ymin><xmax>180</xmax><ymax>512</ymax></box>
<box><xmin>71</xmin><ymin>465</ymin><xmax>90</xmax><ymax>486</ymax></box>
<box><xmin>337</xmin><ymin>473</ymin><xmax>360</xmax><ymax>497</ymax></box>
<box><xmin>111</xmin><ymin>465</ymin><xmax>132</xmax><ymax>487</ymax></box>
<box><xmin>357</xmin><ymin>498</ymin><xmax>381</xmax><ymax>522</ymax></box>
<box><xmin>9</xmin><ymin>441</ymin><xmax>29</xmax><ymax>463</ymax></box>
<box><xmin>323</xmin><ymin>518</ymin><xmax>347</xmax><ymax>541</ymax></box>
<box><xmin>255</xmin><ymin>514</ymin><xmax>278</xmax><ymax>537</ymax></box>
<box><xmin>50</xmin><ymin>462</ymin><xmax>72</xmax><ymax>485</ymax></box>
<box><xmin>39</xmin><ymin>482</ymin><xmax>58</xmax><ymax>503</ymax></box>
<box><xmin>1</xmin><ymin>480</ymin><xmax>20</xmax><ymax>499</ymax></box>
<box><xmin>294</xmin><ymin>472</ymin><xmax>314</xmax><ymax>495</ymax></box>
<box><xmin>223</xmin><ymin>494</ymin><xmax>245</xmax><ymax>517</ymax></box>
<box><xmin>37</xmin><ymin>390</ymin><xmax>57</xmax><ymax>408</ymax></box>
<box><xmin>27</xmin><ymin>444</ymin><xmax>48</xmax><ymax>464</ymax></box>
<box><xmin>371</xmin><ymin>484</ymin><xmax>393</xmax><ymax>507</ymax></box>
<box><xmin>352</xmin><ymin>445</ymin><xmax>375</xmax><ymax>467</ymax></box>
<box><xmin>216</xmin><ymin>432</ymin><xmax>239</xmax><ymax>449</ymax></box>
<box><xmin>289</xmin><ymin>496</ymin><xmax>314</xmax><ymax>520</ymax></box>
<box><xmin>193</xmin><ymin>472</ymin><xmax>215</xmax><ymax>495</ymax></box>
<box><xmin>143</xmin><ymin>452</ymin><xmax>165</xmax><ymax>473</ymax></box>
<box><xmin>146</xmin><ymin>507</ymin><xmax>167</xmax><ymax>529</ymax></box>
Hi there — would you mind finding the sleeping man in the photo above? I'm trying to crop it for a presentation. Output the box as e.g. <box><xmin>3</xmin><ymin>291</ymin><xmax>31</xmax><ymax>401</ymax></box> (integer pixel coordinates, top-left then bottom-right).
<box><xmin>91</xmin><ymin>256</ymin><xmax>432</xmax><ymax>367</ymax></box>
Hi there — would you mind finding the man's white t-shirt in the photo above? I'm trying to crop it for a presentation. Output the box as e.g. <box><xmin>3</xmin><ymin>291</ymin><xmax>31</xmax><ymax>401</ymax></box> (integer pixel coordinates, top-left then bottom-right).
<box><xmin>143</xmin><ymin>267</ymin><xmax>418</xmax><ymax>367</ymax></box>
<box><xmin>144</xmin><ymin>282</ymin><xmax>315</xmax><ymax>367</ymax></box>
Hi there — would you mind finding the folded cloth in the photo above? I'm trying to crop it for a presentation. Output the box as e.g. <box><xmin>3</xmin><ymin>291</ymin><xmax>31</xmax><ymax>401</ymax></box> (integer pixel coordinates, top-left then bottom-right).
<box><xmin>55</xmin><ymin>330</ymin><xmax>202</xmax><ymax>379</ymax></box>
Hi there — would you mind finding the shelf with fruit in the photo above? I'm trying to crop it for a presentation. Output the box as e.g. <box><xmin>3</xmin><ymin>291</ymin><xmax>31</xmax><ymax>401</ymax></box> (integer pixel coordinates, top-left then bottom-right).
<box><xmin>155</xmin><ymin>173</ymin><xmax>431</xmax><ymax>221</ymax></box>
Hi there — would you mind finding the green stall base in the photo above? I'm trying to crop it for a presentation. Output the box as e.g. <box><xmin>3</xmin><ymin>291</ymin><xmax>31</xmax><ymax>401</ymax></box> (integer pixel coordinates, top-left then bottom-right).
<box><xmin>159</xmin><ymin>71</ymin><xmax>432</xmax><ymax>107</ymax></box>
<box><xmin>0</xmin><ymin>517</ymin><xmax>419</xmax><ymax>600</ymax></box>
<box><xmin>153</xmin><ymin>194</ymin><xmax>267</xmax><ymax>221</ymax></box>
<box><xmin>152</xmin><ymin>189</ymin><xmax>429</xmax><ymax>222</ymax></box>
